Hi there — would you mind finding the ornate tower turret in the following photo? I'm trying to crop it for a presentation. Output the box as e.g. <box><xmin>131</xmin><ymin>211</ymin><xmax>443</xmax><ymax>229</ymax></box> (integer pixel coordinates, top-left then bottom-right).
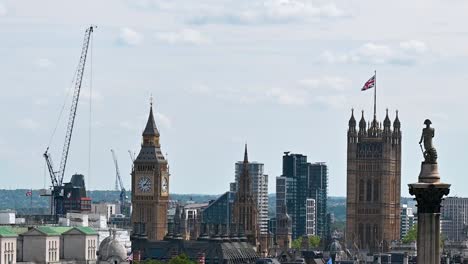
<box><xmin>359</xmin><ymin>110</ymin><xmax>367</xmax><ymax>136</ymax></box>
<box><xmin>348</xmin><ymin>109</ymin><xmax>357</xmax><ymax>143</ymax></box>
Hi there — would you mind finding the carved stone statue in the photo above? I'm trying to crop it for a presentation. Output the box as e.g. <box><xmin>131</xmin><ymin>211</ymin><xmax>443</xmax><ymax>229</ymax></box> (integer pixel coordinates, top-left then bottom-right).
<box><xmin>419</xmin><ymin>119</ymin><xmax>437</xmax><ymax>164</ymax></box>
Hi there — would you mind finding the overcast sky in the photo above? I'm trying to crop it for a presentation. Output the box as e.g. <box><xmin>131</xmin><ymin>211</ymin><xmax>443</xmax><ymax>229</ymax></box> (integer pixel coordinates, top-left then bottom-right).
<box><xmin>1</xmin><ymin>0</ymin><xmax>468</xmax><ymax>197</ymax></box>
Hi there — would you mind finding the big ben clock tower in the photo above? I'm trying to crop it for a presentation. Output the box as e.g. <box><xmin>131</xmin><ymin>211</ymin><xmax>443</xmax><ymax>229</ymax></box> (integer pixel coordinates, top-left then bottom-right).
<box><xmin>131</xmin><ymin>102</ymin><xmax>169</xmax><ymax>241</ymax></box>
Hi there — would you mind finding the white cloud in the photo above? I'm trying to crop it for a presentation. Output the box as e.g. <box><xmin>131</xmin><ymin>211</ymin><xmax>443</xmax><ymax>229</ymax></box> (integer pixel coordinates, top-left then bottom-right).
<box><xmin>35</xmin><ymin>58</ymin><xmax>54</xmax><ymax>69</ymax></box>
<box><xmin>156</xmin><ymin>29</ymin><xmax>210</xmax><ymax>45</ymax></box>
<box><xmin>189</xmin><ymin>0</ymin><xmax>347</xmax><ymax>25</ymax></box>
<box><xmin>298</xmin><ymin>76</ymin><xmax>350</xmax><ymax>91</ymax></box>
<box><xmin>156</xmin><ymin>112</ymin><xmax>172</xmax><ymax>128</ymax></box>
<box><xmin>320</xmin><ymin>40</ymin><xmax>428</xmax><ymax>65</ymax></box>
<box><xmin>314</xmin><ymin>94</ymin><xmax>347</xmax><ymax>109</ymax></box>
<box><xmin>399</xmin><ymin>40</ymin><xmax>427</xmax><ymax>54</ymax></box>
<box><xmin>267</xmin><ymin>87</ymin><xmax>308</xmax><ymax>106</ymax></box>
<box><xmin>17</xmin><ymin>118</ymin><xmax>39</xmax><ymax>130</ymax></box>
<box><xmin>0</xmin><ymin>3</ymin><xmax>6</xmax><ymax>16</ymax></box>
<box><xmin>119</xmin><ymin>121</ymin><xmax>136</xmax><ymax>130</ymax></box>
<box><xmin>118</xmin><ymin>27</ymin><xmax>143</xmax><ymax>46</ymax></box>
<box><xmin>263</xmin><ymin>0</ymin><xmax>346</xmax><ymax>20</ymax></box>
<box><xmin>80</xmin><ymin>89</ymin><xmax>103</xmax><ymax>102</ymax></box>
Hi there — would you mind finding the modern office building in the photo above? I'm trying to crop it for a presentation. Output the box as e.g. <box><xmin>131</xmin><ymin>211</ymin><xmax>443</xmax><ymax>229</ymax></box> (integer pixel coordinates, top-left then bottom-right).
<box><xmin>346</xmin><ymin>109</ymin><xmax>402</xmax><ymax>252</ymax></box>
<box><xmin>441</xmin><ymin>197</ymin><xmax>468</xmax><ymax>241</ymax></box>
<box><xmin>202</xmin><ymin>191</ymin><xmax>236</xmax><ymax>229</ymax></box>
<box><xmin>308</xmin><ymin>162</ymin><xmax>328</xmax><ymax>237</ymax></box>
<box><xmin>400</xmin><ymin>204</ymin><xmax>415</xmax><ymax>239</ymax></box>
<box><xmin>232</xmin><ymin>161</ymin><xmax>269</xmax><ymax>236</ymax></box>
<box><xmin>276</xmin><ymin>153</ymin><xmax>328</xmax><ymax>240</ymax></box>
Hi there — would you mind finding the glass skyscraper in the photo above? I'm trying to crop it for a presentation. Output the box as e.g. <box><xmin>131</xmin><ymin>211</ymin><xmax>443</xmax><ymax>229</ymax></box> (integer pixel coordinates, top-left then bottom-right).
<box><xmin>276</xmin><ymin>152</ymin><xmax>329</xmax><ymax>240</ymax></box>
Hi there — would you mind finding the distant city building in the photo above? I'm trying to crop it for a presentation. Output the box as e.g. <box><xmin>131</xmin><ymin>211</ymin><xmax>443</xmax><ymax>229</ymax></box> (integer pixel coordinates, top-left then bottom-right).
<box><xmin>278</xmin><ymin>153</ymin><xmax>308</xmax><ymax>240</ymax></box>
<box><xmin>346</xmin><ymin>109</ymin><xmax>401</xmax><ymax>252</ymax></box>
<box><xmin>308</xmin><ymin>162</ymin><xmax>328</xmax><ymax>237</ymax></box>
<box><xmin>10</xmin><ymin>226</ymin><xmax>100</xmax><ymax>263</ymax></box>
<box><xmin>61</xmin><ymin>174</ymin><xmax>92</xmax><ymax>215</ymax></box>
<box><xmin>0</xmin><ymin>227</ymin><xmax>17</xmax><ymax>264</ymax></box>
<box><xmin>91</xmin><ymin>202</ymin><xmax>117</xmax><ymax>220</ymax></box>
<box><xmin>441</xmin><ymin>197</ymin><xmax>468</xmax><ymax>241</ymax></box>
<box><xmin>181</xmin><ymin>203</ymin><xmax>208</xmax><ymax>240</ymax></box>
<box><xmin>400</xmin><ymin>204</ymin><xmax>415</xmax><ymax>239</ymax></box>
<box><xmin>202</xmin><ymin>191</ymin><xmax>235</xmax><ymax>229</ymax></box>
<box><xmin>276</xmin><ymin>153</ymin><xmax>329</xmax><ymax>240</ymax></box>
<box><xmin>0</xmin><ymin>210</ymin><xmax>15</xmax><ymax>225</ymax></box>
<box><xmin>268</xmin><ymin>217</ymin><xmax>277</xmax><ymax>237</ymax></box>
<box><xmin>275</xmin><ymin>203</ymin><xmax>292</xmax><ymax>250</ymax></box>
<box><xmin>232</xmin><ymin>145</ymin><xmax>259</xmax><ymax>249</ymax></box>
<box><xmin>232</xmin><ymin>160</ymin><xmax>269</xmax><ymax>236</ymax></box>
<box><xmin>306</xmin><ymin>198</ymin><xmax>316</xmax><ymax>236</ymax></box>
<box><xmin>131</xmin><ymin>103</ymin><xmax>169</xmax><ymax>241</ymax></box>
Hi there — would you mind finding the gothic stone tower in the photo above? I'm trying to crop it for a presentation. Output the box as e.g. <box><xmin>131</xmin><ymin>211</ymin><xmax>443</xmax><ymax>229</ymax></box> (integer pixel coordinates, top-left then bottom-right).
<box><xmin>131</xmin><ymin>103</ymin><xmax>169</xmax><ymax>241</ymax></box>
<box><xmin>346</xmin><ymin>109</ymin><xmax>401</xmax><ymax>252</ymax></box>
<box><xmin>232</xmin><ymin>145</ymin><xmax>259</xmax><ymax>248</ymax></box>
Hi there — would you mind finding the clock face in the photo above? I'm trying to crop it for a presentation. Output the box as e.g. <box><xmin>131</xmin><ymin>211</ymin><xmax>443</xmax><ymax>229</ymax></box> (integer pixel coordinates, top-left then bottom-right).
<box><xmin>161</xmin><ymin>177</ymin><xmax>168</xmax><ymax>193</ymax></box>
<box><xmin>137</xmin><ymin>176</ymin><xmax>152</xmax><ymax>193</ymax></box>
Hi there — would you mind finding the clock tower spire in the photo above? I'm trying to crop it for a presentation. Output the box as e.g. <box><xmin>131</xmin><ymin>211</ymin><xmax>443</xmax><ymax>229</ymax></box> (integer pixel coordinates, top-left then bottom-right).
<box><xmin>131</xmin><ymin>101</ymin><xmax>169</xmax><ymax>241</ymax></box>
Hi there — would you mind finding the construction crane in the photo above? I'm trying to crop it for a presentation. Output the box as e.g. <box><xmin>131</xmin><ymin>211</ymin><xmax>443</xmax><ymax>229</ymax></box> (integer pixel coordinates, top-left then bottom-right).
<box><xmin>128</xmin><ymin>150</ymin><xmax>135</xmax><ymax>163</ymax></box>
<box><xmin>111</xmin><ymin>149</ymin><xmax>129</xmax><ymax>216</ymax></box>
<box><xmin>43</xmin><ymin>26</ymin><xmax>95</xmax><ymax>218</ymax></box>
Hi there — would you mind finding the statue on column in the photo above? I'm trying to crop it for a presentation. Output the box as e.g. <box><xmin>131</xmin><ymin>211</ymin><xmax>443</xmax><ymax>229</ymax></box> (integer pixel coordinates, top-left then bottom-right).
<box><xmin>419</xmin><ymin>119</ymin><xmax>437</xmax><ymax>164</ymax></box>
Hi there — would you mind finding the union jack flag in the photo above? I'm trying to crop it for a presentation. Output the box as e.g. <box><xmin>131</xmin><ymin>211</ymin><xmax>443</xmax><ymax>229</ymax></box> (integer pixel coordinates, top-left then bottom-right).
<box><xmin>361</xmin><ymin>74</ymin><xmax>376</xmax><ymax>91</ymax></box>
<box><xmin>25</xmin><ymin>190</ymin><xmax>32</xmax><ymax>196</ymax></box>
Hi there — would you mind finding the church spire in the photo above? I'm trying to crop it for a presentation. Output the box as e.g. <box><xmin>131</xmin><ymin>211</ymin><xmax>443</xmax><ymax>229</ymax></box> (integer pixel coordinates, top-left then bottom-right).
<box><xmin>143</xmin><ymin>103</ymin><xmax>160</xmax><ymax>137</ymax></box>
<box><xmin>243</xmin><ymin>144</ymin><xmax>248</xmax><ymax>164</ymax></box>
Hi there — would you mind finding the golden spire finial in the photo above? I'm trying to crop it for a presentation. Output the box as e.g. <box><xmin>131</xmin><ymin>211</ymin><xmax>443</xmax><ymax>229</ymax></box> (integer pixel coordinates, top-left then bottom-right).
<box><xmin>150</xmin><ymin>93</ymin><xmax>153</xmax><ymax>107</ymax></box>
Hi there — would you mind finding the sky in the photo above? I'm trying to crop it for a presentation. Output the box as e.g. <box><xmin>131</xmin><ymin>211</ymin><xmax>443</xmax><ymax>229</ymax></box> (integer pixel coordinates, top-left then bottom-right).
<box><xmin>1</xmin><ymin>0</ymin><xmax>468</xmax><ymax>197</ymax></box>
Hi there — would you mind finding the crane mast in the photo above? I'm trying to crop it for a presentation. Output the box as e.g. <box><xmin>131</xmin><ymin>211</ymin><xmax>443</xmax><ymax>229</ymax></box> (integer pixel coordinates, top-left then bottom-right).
<box><xmin>111</xmin><ymin>149</ymin><xmax>129</xmax><ymax>216</ymax></box>
<box><xmin>43</xmin><ymin>26</ymin><xmax>95</xmax><ymax>217</ymax></box>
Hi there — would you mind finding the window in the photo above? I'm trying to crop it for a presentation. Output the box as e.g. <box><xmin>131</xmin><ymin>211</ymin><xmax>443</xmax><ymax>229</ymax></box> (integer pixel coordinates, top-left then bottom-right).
<box><xmin>359</xmin><ymin>180</ymin><xmax>364</xmax><ymax>201</ymax></box>
<box><xmin>373</xmin><ymin>180</ymin><xmax>379</xmax><ymax>201</ymax></box>
<box><xmin>366</xmin><ymin>180</ymin><xmax>372</xmax><ymax>202</ymax></box>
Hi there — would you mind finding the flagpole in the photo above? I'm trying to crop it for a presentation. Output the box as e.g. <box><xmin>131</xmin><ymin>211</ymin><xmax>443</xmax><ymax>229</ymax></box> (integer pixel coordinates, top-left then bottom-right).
<box><xmin>374</xmin><ymin>70</ymin><xmax>377</xmax><ymax>120</ymax></box>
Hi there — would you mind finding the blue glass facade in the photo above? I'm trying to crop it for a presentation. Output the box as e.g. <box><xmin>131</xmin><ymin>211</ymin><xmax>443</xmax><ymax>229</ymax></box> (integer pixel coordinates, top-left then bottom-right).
<box><xmin>202</xmin><ymin>191</ymin><xmax>235</xmax><ymax>227</ymax></box>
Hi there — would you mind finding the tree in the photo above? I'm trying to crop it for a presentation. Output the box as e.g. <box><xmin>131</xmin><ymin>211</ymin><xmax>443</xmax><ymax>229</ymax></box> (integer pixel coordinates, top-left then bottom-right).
<box><xmin>291</xmin><ymin>237</ymin><xmax>303</xmax><ymax>250</ymax></box>
<box><xmin>169</xmin><ymin>254</ymin><xmax>197</xmax><ymax>264</ymax></box>
<box><xmin>402</xmin><ymin>224</ymin><xmax>417</xmax><ymax>244</ymax></box>
<box><xmin>308</xmin><ymin>235</ymin><xmax>321</xmax><ymax>248</ymax></box>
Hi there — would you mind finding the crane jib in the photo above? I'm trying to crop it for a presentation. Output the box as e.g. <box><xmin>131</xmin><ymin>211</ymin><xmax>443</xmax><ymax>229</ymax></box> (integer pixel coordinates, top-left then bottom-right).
<box><xmin>44</xmin><ymin>26</ymin><xmax>95</xmax><ymax>190</ymax></box>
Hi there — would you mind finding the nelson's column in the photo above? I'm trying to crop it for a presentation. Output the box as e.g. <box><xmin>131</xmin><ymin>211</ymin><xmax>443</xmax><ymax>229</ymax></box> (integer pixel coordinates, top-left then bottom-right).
<box><xmin>409</xmin><ymin>119</ymin><xmax>450</xmax><ymax>264</ymax></box>
<box><xmin>131</xmin><ymin>102</ymin><xmax>170</xmax><ymax>242</ymax></box>
<box><xmin>346</xmin><ymin>109</ymin><xmax>401</xmax><ymax>252</ymax></box>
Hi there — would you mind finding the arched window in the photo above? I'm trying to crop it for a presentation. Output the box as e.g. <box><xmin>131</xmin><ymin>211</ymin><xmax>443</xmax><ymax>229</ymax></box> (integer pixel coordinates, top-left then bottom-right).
<box><xmin>374</xmin><ymin>179</ymin><xmax>379</xmax><ymax>201</ymax></box>
<box><xmin>366</xmin><ymin>224</ymin><xmax>371</xmax><ymax>249</ymax></box>
<box><xmin>366</xmin><ymin>180</ymin><xmax>372</xmax><ymax>201</ymax></box>
<box><xmin>359</xmin><ymin>180</ymin><xmax>364</xmax><ymax>201</ymax></box>
<box><xmin>358</xmin><ymin>223</ymin><xmax>364</xmax><ymax>246</ymax></box>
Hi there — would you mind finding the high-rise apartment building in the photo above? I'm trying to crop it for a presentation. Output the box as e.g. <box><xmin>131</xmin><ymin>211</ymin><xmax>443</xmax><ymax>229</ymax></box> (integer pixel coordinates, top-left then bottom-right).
<box><xmin>308</xmin><ymin>162</ymin><xmax>328</xmax><ymax>237</ymax></box>
<box><xmin>346</xmin><ymin>109</ymin><xmax>401</xmax><ymax>252</ymax></box>
<box><xmin>232</xmin><ymin>161</ymin><xmax>269</xmax><ymax>236</ymax></box>
<box><xmin>441</xmin><ymin>197</ymin><xmax>468</xmax><ymax>241</ymax></box>
<box><xmin>276</xmin><ymin>152</ymin><xmax>328</xmax><ymax>240</ymax></box>
<box><xmin>400</xmin><ymin>204</ymin><xmax>415</xmax><ymax>239</ymax></box>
